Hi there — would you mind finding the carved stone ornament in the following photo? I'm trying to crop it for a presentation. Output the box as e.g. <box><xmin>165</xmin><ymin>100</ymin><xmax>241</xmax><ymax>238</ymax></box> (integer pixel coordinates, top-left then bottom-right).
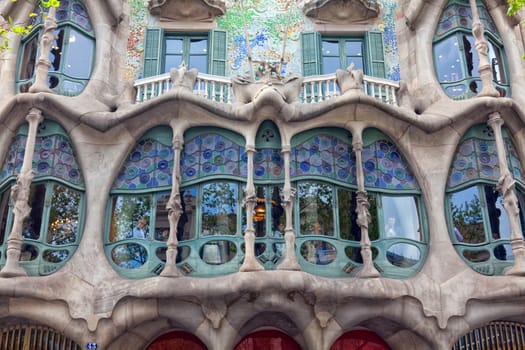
<box><xmin>303</xmin><ymin>0</ymin><xmax>380</xmax><ymax>24</ymax></box>
<box><xmin>147</xmin><ymin>0</ymin><xmax>226</xmax><ymax>22</ymax></box>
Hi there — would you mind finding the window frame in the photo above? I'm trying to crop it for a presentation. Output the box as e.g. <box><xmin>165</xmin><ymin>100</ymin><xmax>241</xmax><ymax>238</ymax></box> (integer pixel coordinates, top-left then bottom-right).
<box><xmin>163</xmin><ymin>33</ymin><xmax>209</xmax><ymax>74</ymax></box>
<box><xmin>320</xmin><ymin>36</ymin><xmax>366</xmax><ymax>74</ymax></box>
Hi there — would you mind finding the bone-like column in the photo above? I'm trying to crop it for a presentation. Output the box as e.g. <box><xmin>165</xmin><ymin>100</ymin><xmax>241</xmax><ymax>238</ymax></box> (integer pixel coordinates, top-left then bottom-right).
<box><xmin>353</xmin><ymin>136</ymin><xmax>380</xmax><ymax>278</ymax></box>
<box><xmin>0</xmin><ymin>108</ymin><xmax>43</xmax><ymax>277</ymax></box>
<box><xmin>240</xmin><ymin>145</ymin><xmax>264</xmax><ymax>271</ymax></box>
<box><xmin>29</xmin><ymin>6</ymin><xmax>56</xmax><ymax>94</ymax></box>
<box><xmin>488</xmin><ymin>112</ymin><xmax>525</xmax><ymax>276</ymax></box>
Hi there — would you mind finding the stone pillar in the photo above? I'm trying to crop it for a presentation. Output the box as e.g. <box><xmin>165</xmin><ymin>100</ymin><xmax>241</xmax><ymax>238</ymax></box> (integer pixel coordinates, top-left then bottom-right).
<box><xmin>487</xmin><ymin>112</ymin><xmax>525</xmax><ymax>276</ymax></box>
<box><xmin>160</xmin><ymin>134</ymin><xmax>183</xmax><ymax>277</ymax></box>
<box><xmin>278</xmin><ymin>145</ymin><xmax>301</xmax><ymax>270</ymax></box>
<box><xmin>0</xmin><ymin>108</ymin><xmax>43</xmax><ymax>277</ymax></box>
<box><xmin>240</xmin><ymin>145</ymin><xmax>264</xmax><ymax>271</ymax></box>
<box><xmin>353</xmin><ymin>137</ymin><xmax>380</xmax><ymax>278</ymax></box>
<box><xmin>28</xmin><ymin>6</ymin><xmax>56</xmax><ymax>93</ymax></box>
<box><xmin>468</xmin><ymin>0</ymin><xmax>499</xmax><ymax>97</ymax></box>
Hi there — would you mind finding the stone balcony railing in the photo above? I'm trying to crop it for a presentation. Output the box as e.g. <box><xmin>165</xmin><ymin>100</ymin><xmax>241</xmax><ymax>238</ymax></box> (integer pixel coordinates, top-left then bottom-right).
<box><xmin>133</xmin><ymin>71</ymin><xmax>399</xmax><ymax>106</ymax></box>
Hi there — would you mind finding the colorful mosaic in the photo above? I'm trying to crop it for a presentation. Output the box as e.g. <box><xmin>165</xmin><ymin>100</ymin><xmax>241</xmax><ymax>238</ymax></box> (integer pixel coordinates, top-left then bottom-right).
<box><xmin>448</xmin><ymin>137</ymin><xmax>524</xmax><ymax>189</ymax></box>
<box><xmin>362</xmin><ymin>140</ymin><xmax>418</xmax><ymax>190</ymax></box>
<box><xmin>30</xmin><ymin>0</ymin><xmax>93</xmax><ymax>33</ymax></box>
<box><xmin>127</xmin><ymin>0</ymin><xmax>400</xmax><ymax>81</ymax></box>
<box><xmin>1</xmin><ymin>134</ymin><xmax>83</xmax><ymax>187</ymax></box>
<box><xmin>181</xmin><ymin>133</ymin><xmax>247</xmax><ymax>182</ymax></box>
<box><xmin>291</xmin><ymin>134</ymin><xmax>356</xmax><ymax>185</ymax></box>
<box><xmin>435</xmin><ymin>2</ymin><xmax>498</xmax><ymax>39</ymax></box>
<box><xmin>114</xmin><ymin>139</ymin><xmax>174</xmax><ymax>190</ymax></box>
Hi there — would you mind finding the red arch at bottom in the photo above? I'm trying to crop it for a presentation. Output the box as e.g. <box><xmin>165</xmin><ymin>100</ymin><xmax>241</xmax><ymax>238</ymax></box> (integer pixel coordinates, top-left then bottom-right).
<box><xmin>331</xmin><ymin>330</ymin><xmax>391</xmax><ymax>350</ymax></box>
<box><xmin>146</xmin><ymin>330</ymin><xmax>207</xmax><ymax>350</ymax></box>
<box><xmin>234</xmin><ymin>330</ymin><xmax>302</xmax><ymax>350</ymax></box>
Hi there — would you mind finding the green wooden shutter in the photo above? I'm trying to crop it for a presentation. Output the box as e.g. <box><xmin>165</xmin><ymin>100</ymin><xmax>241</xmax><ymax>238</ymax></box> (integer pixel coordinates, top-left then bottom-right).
<box><xmin>208</xmin><ymin>29</ymin><xmax>227</xmax><ymax>76</ymax></box>
<box><xmin>142</xmin><ymin>27</ymin><xmax>164</xmax><ymax>78</ymax></box>
<box><xmin>365</xmin><ymin>30</ymin><xmax>386</xmax><ymax>78</ymax></box>
<box><xmin>301</xmin><ymin>31</ymin><xmax>321</xmax><ymax>76</ymax></box>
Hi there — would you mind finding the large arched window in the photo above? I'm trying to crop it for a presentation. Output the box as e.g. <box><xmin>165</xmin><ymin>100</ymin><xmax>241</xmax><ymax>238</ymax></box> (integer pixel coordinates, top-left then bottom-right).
<box><xmin>433</xmin><ymin>0</ymin><xmax>509</xmax><ymax>99</ymax></box>
<box><xmin>17</xmin><ymin>0</ymin><xmax>95</xmax><ymax>96</ymax></box>
<box><xmin>234</xmin><ymin>330</ymin><xmax>302</xmax><ymax>350</ymax></box>
<box><xmin>446</xmin><ymin>124</ymin><xmax>525</xmax><ymax>275</ymax></box>
<box><xmin>0</xmin><ymin>120</ymin><xmax>85</xmax><ymax>276</ymax></box>
<box><xmin>106</xmin><ymin>127</ymin><xmax>175</xmax><ymax>278</ymax></box>
<box><xmin>291</xmin><ymin>128</ymin><xmax>426</xmax><ymax>278</ymax></box>
<box><xmin>146</xmin><ymin>330</ymin><xmax>207</xmax><ymax>350</ymax></box>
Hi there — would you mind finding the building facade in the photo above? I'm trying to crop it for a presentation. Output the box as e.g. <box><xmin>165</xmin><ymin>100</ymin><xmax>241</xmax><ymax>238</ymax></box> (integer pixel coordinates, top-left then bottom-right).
<box><xmin>0</xmin><ymin>0</ymin><xmax>524</xmax><ymax>349</ymax></box>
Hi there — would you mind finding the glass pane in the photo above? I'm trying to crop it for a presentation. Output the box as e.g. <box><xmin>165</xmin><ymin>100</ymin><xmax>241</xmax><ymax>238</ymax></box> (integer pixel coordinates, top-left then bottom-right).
<box><xmin>270</xmin><ymin>186</ymin><xmax>285</xmax><ymax>237</ymax></box>
<box><xmin>483</xmin><ymin>185</ymin><xmax>510</xmax><ymax>241</ymax></box>
<box><xmin>254</xmin><ymin>186</ymin><xmax>266</xmax><ymax>237</ymax></box>
<box><xmin>201</xmin><ymin>182</ymin><xmax>238</xmax><ymax>235</ymax></box>
<box><xmin>189</xmin><ymin>55</ymin><xmax>207</xmax><ymax>73</ymax></box>
<box><xmin>322</xmin><ymin>40</ymin><xmax>339</xmax><ymax>56</ymax></box>
<box><xmin>450</xmin><ymin>186</ymin><xmax>485</xmax><ymax>244</ymax></box>
<box><xmin>20</xmin><ymin>244</ymin><xmax>38</xmax><ymax>261</ymax></box>
<box><xmin>345</xmin><ymin>56</ymin><xmax>363</xmax><ymax>71</ymax></box>
<box><xmin>190</xmin><ymin>39</ymin><xmax>207</xmax><ymax>54</ymax></box>
<box><xmin>164</xmin><ymin>55</ymin><xmax>183</xmax><ymax>73</ymax></box>
<box><xmin>61</xmin><ymin>80</ymin><xmax>85</xmax><ymax>95</ymax></box>
<box><xmin>47</xmin><ymin>184</ymin><xmax>81</xmax><ymax>245</ymax></box>
<box><xmin>322</xmin><ymin>57</ymin><xmax>340</xmax><ymax>74</ymax></box>
<box><xmin>338</xmin><ymin>188</ymin><xmax>358</xmax><ymax>240</ymax></box>
<box><xmin>300</xmin><ymin>240</ymin><xmax>336</xmax><ymax>265</ymax></box>
<box><xmin>493</xmin><ymin>244</ymin><xmax>511</xmax><ymax>261</ymax></box>
<box><xmin>0</xmin><ymin>189</ymin><xmax>10</xmax><ymax>245</ymax></box>
<box><xmin>254</xmin><ymin>243</ymin><xmax>266</xmax><ymax>256</ymax></box>
<box><xmin>386</xmin><ymin>243</ymin><xmax>421</xmax><ymax>267</ymax></box>
<box><xmin>200</xmin><ymin>240</ymin><xmax>237</xmax><ymax>264</ymax></box>
<box><xmin>345</xmin><ymin>246</ymin><xmax>379</xmax><ymax>263</ymax></box>
<box><xmin>156</xmin><ymin>246</ymin><xmax>190</xmax><ymax>263</ymax></box>
<box><xmin>165</xmin><ymin>38</ymin><xmax>183</xmax><ymax>54</ymax></box>
<box><xmin>180</xmin><ymin>188</ymin><xmax>197</xmax><ymax>240</ymax></box>
<box><xmin>381</xmin><ymin>195</ymin><xmax>421</xmax><ymax>240</ymax></box>
<box><xmin>345</xmin><ymin>41</ymin><xmax>362</xmax><ymax>56</ymax></box>
<box><xmin>111</xmin><ymin>243</ymin><xmax>147</xmax><ymax>269</ymax></box>
<box><xmin>298</xmin><ymin>182</ymin><xmax>334</xmax><ymax>236</ymax></box>
<box><xmin>434</xmin><ymin>36</ymin><xmax>463</xmax><ymax>82</ymax></box>
<box><xmin>488</xmin><ymin>41</ymin><xmax>506</xmax><ymax>84</ymax></box>
<box><xmin>19</xmin><ymin>35</ymin><xmax>39</xmax><ymax>80</ymax></box>
<box><xmin>25</xmin><ymin>183</ymin><xmax>47</xmax><ymax>240</ymax></box>
<box><xmin>49</xmin><ymin>29</ymin><xmax>65</xmax><ymax>72</ymax></box>
<box><xmin>463</xmin><ymin>35</ymin><xmax>480</xmax><ymax>78</ymax></box>
<box><xmin>153</xmin><ymin>193</ymin><xmax>170</xmax><ymax>242</ymax></box>
<box><xmin>63</xmin><ymin>29</ymin><xmax>94</xmax><ymax>78</ymax></box>
<box><xmin>463</xmin><ymin>249</ymin><xmax>490</xmax><ymax>263</ymax></box>
<box><xmin>43</xmin><ymin>249</ymin><xmax>69</xmax><ymax>263</ymax></box>
<box><xmin>109</xmin><ymin>195</ymin><xmax>152</xmax><ymax>242</ymax></box>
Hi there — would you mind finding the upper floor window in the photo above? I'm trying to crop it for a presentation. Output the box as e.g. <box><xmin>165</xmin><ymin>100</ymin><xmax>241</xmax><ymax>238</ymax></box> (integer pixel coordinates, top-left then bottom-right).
<box><xmin>433</xmin><ymin>0</ymin><xmax>509</xmax><ymax>99</ymax></box>
<box><xmin>301</xmin><ymin>31</ymin><xmax>385</xmax><ymax>77</ymax></box>
<box><xmin>17</xmin><ymin>0</ymin><xmax>95</xmax><ymax>96</ymax></box>
<box><xmin>0</xmin><ymin>121</ymin><xmax>84</xmax><ymax>276</ymax></box>
<box><xmin>142</xmin><ymin>29</ymin><xmax>226</xmax><ymax>78</ymax></box>
<box><xmin>446</xmin><ymin>125</ymin><xmax>525</xmax><ymax>275</ymax></box>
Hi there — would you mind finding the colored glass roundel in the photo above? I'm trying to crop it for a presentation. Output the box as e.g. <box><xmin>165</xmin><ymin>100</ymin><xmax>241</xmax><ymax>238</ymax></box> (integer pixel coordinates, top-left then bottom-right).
<box><xmin>291</xmin><ymin>134</ymin><xmax>356</xmax><ymax>184</ymax></box>
<box><xmin>181</xmin><ymin>133</ymin><xmax>247</xmax><ymax>182</ymax></box>
<box><xmin>362</xmin><ymin>139</ymin><xmax>418</xmax><ymax>190</ymax></box>
<box><xmin>448</xmin><ymin>136</ymin><xmax>524</xmax><ymax>189</ymax></box>
<box><xmin>0</xmin><ymin>134</ymin><xmax>83</xmax><ymax>186</ymax></box>
<box><xmin>30</xmin><ymin>0</ymin><xmax>93</xmax><ymax>34</ymax></box>
<box><xmin>114</xmin><ymin>138</ymin><xmax>174</xmax><ymax>190</ymax></box>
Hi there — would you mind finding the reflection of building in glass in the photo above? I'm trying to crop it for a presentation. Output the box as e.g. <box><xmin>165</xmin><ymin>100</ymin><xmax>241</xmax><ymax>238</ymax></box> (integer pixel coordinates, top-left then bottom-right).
<box><xmin>0</xmin><ymin>0</ymin><xmax>525</xmax><ymax>349</ymax></box>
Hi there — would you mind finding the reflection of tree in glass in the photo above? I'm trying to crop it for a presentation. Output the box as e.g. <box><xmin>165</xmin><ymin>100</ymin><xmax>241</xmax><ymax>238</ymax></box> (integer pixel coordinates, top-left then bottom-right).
<box><xmin>47</xmin><ymin>184</ymin><xmax>80</xmax><ymax>245</ymax></box>
<box><xmin>110</xmin><ymin>195</ymin><xmax>152</xmax><ymax>241</ymax></box>
<box><xmin>298</xmin><ymin>182</ymin><xmax>333</xmax><ymax>235</ymax></box>
<box><xmin>451</xmin><ymin>194</ymin><xmax>484</xmax><ymax>244</ymax></box>
<box><xmin>202</xmin><ymin>182</ymin><xmax>237</xmax><ymax>235</ymax></box>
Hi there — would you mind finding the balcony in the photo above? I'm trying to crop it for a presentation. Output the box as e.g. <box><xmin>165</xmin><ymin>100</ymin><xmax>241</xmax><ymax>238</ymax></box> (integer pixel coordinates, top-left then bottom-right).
<box><xmin>133</xmin><ymin>71</ymin><xmax>399</xmax><ymax>106</ymax></box>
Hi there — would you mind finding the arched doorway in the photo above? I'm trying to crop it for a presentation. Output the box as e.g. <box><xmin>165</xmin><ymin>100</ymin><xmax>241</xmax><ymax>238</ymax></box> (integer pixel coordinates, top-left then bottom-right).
<box><xmin>331</xmin><ymin>330</ymin><xmax>390</xmax><ymax>350</ymax></box>
<box><xmin>234</xmin><ymin>330</ymin><xmax>301</xmax><ymax>350</ymax></box>
<box><xmin>146</xmin><ymin>330</ymin><xmax>206</xmax><ymax>350</ymax></box>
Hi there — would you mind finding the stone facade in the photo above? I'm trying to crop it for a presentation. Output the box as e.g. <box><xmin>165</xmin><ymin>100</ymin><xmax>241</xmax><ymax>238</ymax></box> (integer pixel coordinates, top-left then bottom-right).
<box><xmin>0</xmin><ymin>0</ymin><xmax>524</xmax><ymax>349</ymax></box>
